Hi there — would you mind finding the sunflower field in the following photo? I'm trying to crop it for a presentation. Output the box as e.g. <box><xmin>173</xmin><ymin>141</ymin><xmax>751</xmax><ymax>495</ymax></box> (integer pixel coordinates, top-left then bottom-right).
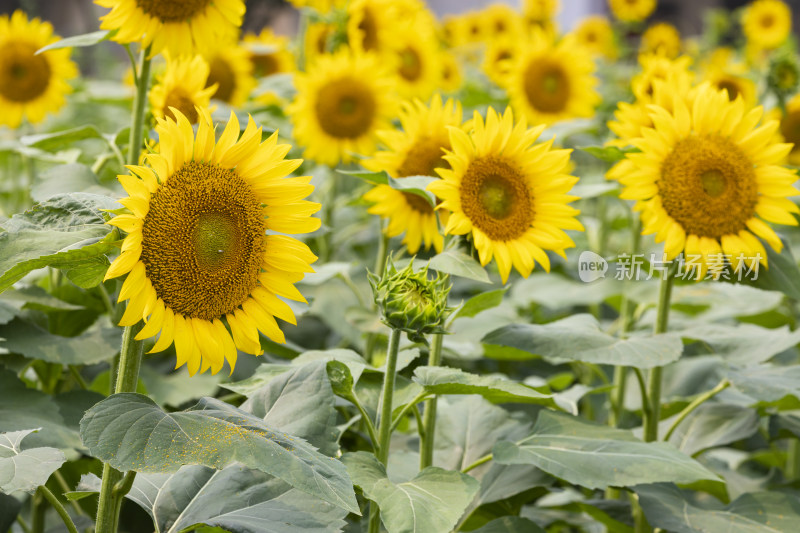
<box><xmin>7</xmin><ymin>0</ymin><xmax>800</xmax><ymax>531</ymax></box>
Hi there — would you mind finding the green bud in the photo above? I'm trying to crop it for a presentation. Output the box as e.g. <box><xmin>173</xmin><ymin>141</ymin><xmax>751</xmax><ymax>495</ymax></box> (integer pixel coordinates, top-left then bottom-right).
<box><xmin>768</xmin><ymin>52</ymin><xmax>800</xmax><ymax>105</ymax></box>
<box><xmin>369</xmin><ymin>258</ymin><xmax>452</xmax><ymax>343</ymax></box>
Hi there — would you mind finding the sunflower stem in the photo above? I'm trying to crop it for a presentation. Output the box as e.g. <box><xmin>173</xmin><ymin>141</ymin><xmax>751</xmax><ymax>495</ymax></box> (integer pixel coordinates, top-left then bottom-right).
<box><xmin>127</xmin><ymin>46</ymin><xmax>152</xmax><ymax>166</ymax></box>
<box><xmin>38</xmin><ymin>485</ymin><xmax>78</xmax><ymax>533</ymax></box>
<box><xmin>419</xmin><ymin>332</ymin><xmax>444</xmax><ymax>470</ymax></box>
<box><xmin>644</xmin><ymin>266</ymin><xmax>676</xmax><ymax>443</ymax></box>
<box><xmin>367</xmin><ymin>327</ymin><xmax>401</xmax><ymax>533</ymax></box>
<box><xmin>663</xmin><ymin>378</ymin><xmax>730</xmax><ymax>442</ymax></box>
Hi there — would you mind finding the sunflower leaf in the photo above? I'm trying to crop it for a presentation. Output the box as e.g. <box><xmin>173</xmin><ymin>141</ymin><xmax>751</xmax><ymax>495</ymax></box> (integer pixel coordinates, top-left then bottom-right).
<box><xmin>580</xmin><ymin>146</ymin><xmax>640</xmax><ymax>163</ymax></box>
<box><xmin>429</xmin><ymin>250</ymin><xmax>491</xmax><ymax>284</ymax></box>
<box><xmin>0</xmin><ymin>429</ymin><xmax>66</xmax><ymax>494</ymax></box>
<box><xmin>79</xmin><ymin>393</ymin><xmax>359</xmax><ymax>514</ymax></box>
<box><xmin>338</xmin><ymin>169</ymin><xmax>437</xmax><ymax>206</ymax></box>
<box><xmin>35</xmin><ymin>29</ymin><xmax>116</xmax><ymax>54</ymax></box>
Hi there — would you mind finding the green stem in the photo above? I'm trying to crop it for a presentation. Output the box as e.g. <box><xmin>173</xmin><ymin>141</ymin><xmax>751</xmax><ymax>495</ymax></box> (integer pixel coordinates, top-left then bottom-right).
<box><xmin>127</xmin><ymin>47</ymin><xmax>152</xmax><ymax>166</ymax></box>
<box><xmin>338</xmin><ymin>273</ymin><xmax>367</xmax><ymax>308</ymax></box>
<box><xmin>788</xmin><ymin>439</ymin><xmax>800</xmax><ymax>480</ymax></box>
<box><xmin>38</xmin><ymin>486</ymin><xmax>78</xmax><ymax>533</ymax></box>
<box><xmin>643</xmin><ymin>268</ymin><xmax>675</xmax><ymax>443</ymax></box>
<box><xmin>390</xmin><ymin>391</ymin><xmax>429</xmax><ymax>434</ymax></box>
<box><xmin>663</xmin><ymin>379</ymin><xmax>730</xmax><ymax>442</ymax></box>
<box><xmin>53</xmin><ymin>470</ymin><xmax>85</xmax><ymax>517</ymax></box>
<box><xmin>419</xmin><ymin>333</ymin><xmax>444</xmax><ymax>470</ymax></box>
<box><xmin>31</xmin><ymin>488</ymin><xmax>46</xmax><ymax>533</ymax></box>
<box><xmin>462</xmin><ymin>453</ymin><xmax>492</xmax><ymax>474</ymax></box>
<box><xmin>17</xmin><ymin>515</ymin><xmax>32</xmax><ymax>533</ymax></box>
<box><xmin>368</xmin><ymin>328</ymin><xmax>401</xmax><ymax>533</ymax></box>
<box><xmin>351</xmin><ymin>390</ymin><xmax>380</xmax><ymax>454</ymax></box>
<box><xmin>366</xmin><ymin>223</ymin><xmax>391</xmax><ymax>361</ymax></box>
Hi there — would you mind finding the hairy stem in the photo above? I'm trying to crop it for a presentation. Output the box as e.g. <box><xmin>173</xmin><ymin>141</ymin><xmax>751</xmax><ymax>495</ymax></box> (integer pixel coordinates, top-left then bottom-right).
<box><xmin>38</xmin><ymin>485</ymin><xmax>78</xmax><ymax>533</ymax></box>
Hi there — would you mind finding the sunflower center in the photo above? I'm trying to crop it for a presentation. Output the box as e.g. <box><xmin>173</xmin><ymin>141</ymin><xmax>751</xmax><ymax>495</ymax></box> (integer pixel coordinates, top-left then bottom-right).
<box><xmin>164</xmin><ymin>87</ymin><xmax>199</xmax><ymax>123</ymax></box>
<box><xmin>761</xmin><ymin>13</ymin><xmax>775</xmax><ymax>28</ymax></box>
<box><xmin>359</xmin><ymin>8</ymin><xmax>379</xmax><ymax>51</ymax></box>
<box><xmin>658</xmin><ymin>135</ymin><xmax>758</xmax><ymax>239</ymax></box>
<box><xmin>315</xmin><ymin>77</ymin><xmax>376</xmax><ymax>139</ymax></box>
<box><xmin>716</xmin><ymin>78</ymin><xmax>740</xmax><ymax>101</ymax></box>
<box><xmin>0</xmin><ymin>41</ymin><xmax>51</xmax><ymax>103</ymax></box>
<box><xmin>252</xmin><ymin>54</ymin><xmax>280</xmax><ymax>77</ymax></box>
<box><xmin>206</xmin><ymin>56</ymin><xmax>236</xmax><ymax>103</ymax></box>
<box><xmin>460</xmin><ymin>156</ymin><xmax>533</xmax><ymax>241</ymax></box>
<box><xmin>135</xmin><ymin>0</ymin><xmax>210</xmax><ymax>22</ymax></box>
<box><xmin>781</xmin><ymin>109</ymin><xmax>800</xmax><ymax>150</ymax></box>
<box><xmin>397</xmin><ymin>136</ymin><xmax>450</xmax><ymax>214</ymax></box>
<box><xmin>399</xmin><ymin>47</ymin><xmax>422</xmax><ymax>82</ymax></box>
<box><xmin>141</xmin><ymin>161</ymin><xmax>266</xmax><ymax>320</ymax></box>
<box><xmin>523</xmin><ymin>60</ymin><xmax>570</xmax><ymax>114</ymax></box>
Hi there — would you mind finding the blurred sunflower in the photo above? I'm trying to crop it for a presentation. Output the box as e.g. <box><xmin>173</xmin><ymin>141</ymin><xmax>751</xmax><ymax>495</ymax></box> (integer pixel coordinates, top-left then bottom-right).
<box><xmin>742</xmin><ymin>0</ymin><xmax>791</xmax><ymax>51</ymax></box>
<box><xmin>205</xmin><ymin>44</ymin><xmax>256</xmax><ymax>108</ymax></box>
<box><xmin>482</xmin><ymin>4</ymin><xmax>523</xmax><ymax>40</ymax></box>
<box><xmin>506</xmin><ymin>31</ymin><xmax>599</xmax><ymax>125</ymax></box>
<box><xmin>363</xmin><ymin>96</ymin><xmax>462</xmax><ymax>254</ymax></box>
<box><xmin>632</xmin><ymin>53</ymin><xmax>693</xmax><ymax>103</ymax></box>
<box><xmin>95</xmin><ymin>0</ymin><xmax>244</xmax><ymax>57</ymax></box>
<box><xmin>701</xmin><ymin>48</ymin><xmax>757</xmax><ymax>107</ymax></box>
<box><xmin>428</xmin><ymin>107</ymin><xmax>583</xmax><ymax>283</ymax></box>
<box><xmin>615</xmin><ymin>84</ymin><xmax>798</xmax><ymax>279</ymax></box>
<box><xmin>105</xmin><ymin>108</ymin><xmax>320</xmax><ymax>375</ymax></box>
<box><xmin>0</xmin><ymin>11</ymin><xmax>77</xmax><ymax>129</ymax></box>
<box><xmin>641</xmin><ymin>22</ymin><xmax>681</xmax><ymax>58</ymax></box>
<box><xmin>305</xmin><ymin>22</ymin><xmax>334</xmax><ymax>63</ymax></box>
<box><xmin>523</xmin><ymin>0</ymin><xmax>559</xmax><ymax>31</ymax></box>
<box><xmin>289</xmin><ymin>49</ymin><xmax>397</xmax><ymax>166</ymax></box>
<box><xmin>573</xmin><ymin>16</ymin><xmax>618</xmax><ymax>60</ymax></box>
<box><xmin>243</xmin><ymin>29</ymin><xmax>294</xmax><ymax>78</ymax></box>
<box><xmin>348</xmin><ymin>0</ymin><xmax>428</xmax><ymax>53</ymax></box>
<box><xmin>149</xmin><ymin>54</ymin><xmax>216</xmax><ymax>124</ymax></box>
<box><xmin>440</xmin><ymin>52</ymin><xmax>462</xmax><ymax>93</ymax></box>
<box><xmin>608</xmin><ymin>0</ymin><xmax>656</xmax><ymax>23</ymax></box>
<box><xmin>778</xmin><ymin>93</ymin><xmax>800</xmax><ymax>164</ymax></box>
<box><xmin>390</xmin><ymin>30</ymin><xmax>441</xmax><ymax>100</ymax></box>
<box><xmin>483</xmin><ymin>38</ymin><xmax>520</xmax><ymax>85</ymax></box>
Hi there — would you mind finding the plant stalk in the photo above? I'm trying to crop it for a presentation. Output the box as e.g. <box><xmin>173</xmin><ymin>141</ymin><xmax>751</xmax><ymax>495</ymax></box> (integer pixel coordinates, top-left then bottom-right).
<box><xmin>38</xmin><ymin>485</ymin><xmax>78</xmax><ymax>533</ymax></box>
<box><xmin>419</xmin><ymin>333</ymin><xmax>444</xmax><ymax>470</ymax></box>
<box><xmin>663</xmin><ymin>379</ymin><xmax>730</xmax><ymax>442</ymax></box>
<box><xmin>367</xmin><ymin>328</ymin><xmax>401</xmax><ymax>533</ymax></box>
<box><xmin>643</xmin><ymin>268</ymin><xmax>675</xmax><ymax>443</ymax></box>
<box><xmin>126</xmin><ymin>47</ymin><xmax>151</xmax><ymax>166</ymax></box>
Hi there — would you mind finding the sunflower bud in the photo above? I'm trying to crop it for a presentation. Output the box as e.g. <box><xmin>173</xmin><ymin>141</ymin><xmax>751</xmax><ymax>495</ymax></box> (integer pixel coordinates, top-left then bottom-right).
<box><xmin>768</xmin><ymin>52</ymin><xmax>800</xmax><ymax>107</ymax></box>
<box><xmin>369</xmin><ymin>259</ymin><xmax>451</xmax><ymax>342</ymax></box>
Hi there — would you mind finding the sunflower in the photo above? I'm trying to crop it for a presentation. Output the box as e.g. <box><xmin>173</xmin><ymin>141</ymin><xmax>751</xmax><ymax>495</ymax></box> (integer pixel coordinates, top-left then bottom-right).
<box><xmin>482</xmin><ymin>3</ymin><xmax>523</xmax><ymax>40</ymax></box>
<box><xmin>778</xmin><ymin>93</ymin><xmax>800</xmax><ymax>165</ymax></box>
<box><xmin>305</xmin><ymin>22</ymin><xmax>334</xmax><ymax>63</ymax></box>
<box><xmin>363</xmin><ymin>96</ymin><xmax>462</xmax><ymax>254</ymax></box>
<box><xmin>440</xmin><ymin>51</ymin><xmax>463</xmax><ymax>93</ymax></box>
<box><xmin>149</xmin><ymin>54</ymin><xmax>216</xmax><ymax>124</ymax></box>
<box><xmin>204</xmin><ymin>44</ymin><xmax>256</xmax><ymax>108</ymax></box>
<box><xmin>640</xmin><ymin>22</ymin><xmax>681</xmax><ymax>58</ymax></box>
<box><xmin>505</xmin><ymin>31</ymin><xmax>599</xmax><ymax>125</ymax></box>
<box><xmin>742</xmin><ymin>0</ymin><xmax>791</xmax><ymax>51</ymax></box>
<box><xmin>613</xmin><ymin>83</ymin><xmax>798</xmax><ymax>279</ymax></box>
<box><xmin>428</xmin><ymin>107</ymin><xmax>583</xmax><ymax>283</ymax></box>
<box><xmin>390</xmin><ymin>29</ymin><xmax>442</xmax><ymax>100</ymax></box>
<box><xmin>483</xmin><ymin>38</ymin><xmax>520</xmax><ymax>85</ymax></box>
<box><xmin>608</xmin><ymin>0</ymin><xmax>656</xmax><ymax>23</ymax></box>
<box><xmin>347</xmin><ymin>0</ymin><xmax>429</xmax><ymax>53</ymax></box>
<box><xmin>0</xmin><ymin>10</ymin><xmax>77</xmax><ymax>128</ymax></box>
<box><xmin>632</xmin><ymin>53</ymin><xmax>693</xmax><ymax>103</ymax></box>
<box><xmin>523</xmin><ymin>0</ymin><xmax>559</xmax><ymax>21</ymax></box>
<box><xmin>243</xmin><ymin>29</ymin><xmax>294</xmax><ymax>78</ymax></box>
<box><xmin>289</xmin><ymin>49</ymin><xmax>397</xmax><ymax>166</ymax></box>
<box><xmin>95</xmin><ymin>0</ymin><xmax>245</xmax><ymax>57</ymax></box>
<box><xmin>105</xmin><ymin>108</ymin><xmax>320</xmax><ymax>375</ymax></box>
<box><xmin>701</xmin><ymin>49</ymin><xmax>757</xmax><ymax>108</ymax></box>
<box><xmin>573</xmin><ymin>16</ymin><xmax>618</xmax><ymax>60</ymax></box>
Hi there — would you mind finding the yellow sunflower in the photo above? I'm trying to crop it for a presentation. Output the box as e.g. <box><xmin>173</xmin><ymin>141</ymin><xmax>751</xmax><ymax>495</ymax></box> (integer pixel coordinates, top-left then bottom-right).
<box><xmin>523</xmin><ymin>0</ymin><xmax>559</xmax><ymax>21</ymax></box>
<box><xmin>742</xmin><ymin>0</ymin><xmax>791</xmax><ymax>51</ymax></box>
<box><xmin>483</xmin><ymin>38</ymin><xmax>521</xmax><ymax>85</ymax></box>
<box><xmin>289</xmin><ymin>49</ymin><xmax>397</xmax><ymax>166</ymax></box>
<box><xmin>428</xmin><ymin>107</ymin><xmax>583</xmax><ymax>283</ymax></box>
<box><xmin>347</xmin><ymin>0</ymin><xmax>430</xmax><ymax>53</ymax></box>
<box><xmin>149</xmin><ymin>54</ymin><xmax>216</xmax><ymax>124</ymax></box>
<box><xmin>390</xmin><ymin>29</ymin><xmax>442</xmax><ymax>100</ymax></box>
<box><xmin>778</xmin><ymin>93</ymin><xmax>800</xmax><ymax>165</ymax></box>
<box><xmin>95</xmin><ymin>0</ymin><xmax>245</xmax><ymax>57</ymax></box>
<box><xmin>105</xmin><ymin>108</ymin><xmax>320</xmax><ymax>375</ymax></box>
<box><xmin>440</xmin><ymin>51</ymin><xmax>463</xmax><ymax>93</ymax></box>
<box><xmin>614</xmin><ymin>83</ymin><xmax>798</xmax><ymax>279</ymax></box>
<box><xmin>363</xmin><ymin>96</ymin><xmax>463</xmax><ymax>254</ymax></box>
<box><xmin>640</xmin><ymin>22</ymin><xmax>681</xmax><ymax>58</ymax></box>
<box><xmin>573</xmin><ymin>16</ymin><xmax>618</xmax><ymax>60</ymax></box>
<box><xmin>482</xmin><ymin>3</ymin><xmax>523</xmax><ymax>40</ymax></box>
<box><xmin>243</xmin><ymin>29</ymin><xmax>295</xmax><ymax>78</ymax></box>
<box><xmin>505</xmin><ymin>31</ymin><xmax>600</xmax><ymax>125</ymax></box>
<box><xmin>305</xmin><ymin>22</ymin><xmax>334</xmax><ymax>64</ymax></box>
<box><xmin>632</xmin><ymin>53</ymin><xmax>693</xmax><ymax>103</ymax></box>
<box><xmin>204</xmin><ymin>44</ymin><xmax>256</xmax><ymax>108</ymax></box>
<box><xmin>701</xmin><ymin>49</ymin><xmax>757</xmax><ymax>108</ymax></box>
<box><xmin>608</xmin><ymin>0</ymin><xmax>656</xmax><ymax>23</ymax></box>
<box><xmin>0</xmin><ymin>10</ymin><xmax>77</xmax><ymax>128</ymax></box>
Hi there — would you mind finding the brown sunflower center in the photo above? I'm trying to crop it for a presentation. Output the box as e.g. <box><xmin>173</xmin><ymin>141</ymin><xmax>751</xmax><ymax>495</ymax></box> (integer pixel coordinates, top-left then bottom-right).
<box><xmin>359</xmin><ymin>8</ymin><xmax>379</xmax><ymax>51</ymax></box>
<box><xmin>164</xmin><ymin>87</ymin><xmax>199</xmax><ymax>123</ymax></box>
<box><xmin>252</xmin><ymin>53</ymin><xmax>280</xmax><ymax>77</ymax></box>
<box><xmin>141</xmin><ymin>161</ymin><xmax>266</xmax><ymax>320</ymax></box>
<box><xmin>206</xmin><ymin>56</ymin><xmax>236</xmax><ymax>103</ymax></box>
<box><xmin>716</xmin><ymin>78</ymin><xmax>741</xmax><ymax>101</ymax></box>
<box><xmin>781</xmin><ymin>109</ymin><xmax>800</xmax><ymax>153</ymax></box>
<box><xmin>460</xmin><ymin>156</ymin><xmax>533</xmax><ymax>241</ymax></box>
<box><xmin>398</xmin><ymin>47</ymin><xmax>422</xmax><ymax>82</ymax></box>
<box><xmin>315</xmin><ymin>77</ymin><xmax>376</xmax><ymax>139</ymax></box>
<box><xmin>761</xmin><ymin>13</ymin><xmax>775</xmax><ymax>28</ymax></box>
<box><xmin>135</xmin><ymin>0</ymin><xmax>210</xmax><ymax>22</ymax></box>
<box><xmin>0</xmin><ymin>41</ymin><xmax>51</xmax><ymax>103</ymax></box>
<box><xmin>397</xmin><ymin>136</ymin><xmax>450</xmax><ymax>213</ymax></box>
<box><xmin>523</xmin><ymin>59</ymin><xmax>570</xmax><ymax>114</ymax></box>
<box><xmin>658</xmin><ymin>135</ymin><xmax>758</xmax><ymax>239</ymax></box>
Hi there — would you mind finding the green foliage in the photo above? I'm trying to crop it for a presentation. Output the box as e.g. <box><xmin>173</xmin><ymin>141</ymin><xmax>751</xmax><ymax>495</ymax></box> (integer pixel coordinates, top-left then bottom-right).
<box><xmin>0</xmin><ymin>429</ymin><xmax>65</xmax><ymax>494</ymax></box>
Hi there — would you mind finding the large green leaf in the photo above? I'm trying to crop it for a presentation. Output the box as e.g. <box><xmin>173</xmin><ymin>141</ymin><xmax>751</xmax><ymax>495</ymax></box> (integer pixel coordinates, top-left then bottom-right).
<box><xmin>0</xmin><ymin>193</ymin><xmax>120</xmax><ymax>293</ymax></box>
<box><xmin>679</xmin><ymin>323</ymin><xmax>800</xmax><ymax>365</ymax></box>
<box><xmin>0</xmin><ymin>492</ymin><xmax>21</xmax><ymax>532</ymax></box>
<box><xmin>493</xmin><ymin>411</ymin><xmax>721</xmax><ymax>490</ymax></box>
<box><xmin>343</xmin><ymin>451</ymin><xmax>479</xmax><ymax>533</ymax></box>
<box><xmin>79</xmin><ymin>393</ymin><xmax>359</xmax><ymax>513</ymax></box>
<box><xmin>636</xmin><ymin>483</ymin><xmax>800</xmax><ymax>533</ymax></box>
<box><xmin>666</xmin><ymin>404</ymin><xmax>759</xmax><ymax>456</ymax></box>
<box><xmin>0</xmin><ymin>317</ymin><xmax>120</xmax><ymax>365</ymax></box>
<box><xmin>413</xmin><ymin>366</ymin><xmax>557</xmax><ymax>407</ymax></box>
<box><xmin>77</xmin><ymin>465</ymin><xmax>348</xmax><ymax>533</ymax></box>
<box><xmin>0</xmin><ymin>429</ymin><xmax>65</xmax><ymax>494</ymax></box>
<box><xmin>429</xmin><ymin>250</ymin><xmax>491</xmax><ymax>283</ymax></box>
<box><xmin>471</xmin><ymin>517</ymin><xmax>546</xmax><ymax>533</ymax></box>
<box><xmin>240</xmin><ymin>361</ymin><xmax>339</xmax><ymax>456</ymax></box>
<box><xmin>483</xmin><ymin>314</ymin><xmax>683</xmax><ymax>368</ymax></box>
<box><xmin>746</xmin><ymin>239</ymin><xmax>800</xmax><ymax>300</ymax></box>
<box><xmin>31</xmin><ymin>163</ymin><xmax>113</xmax><ymax>204</ymax></box>
<box><xmin>580</xmin><ymin>145</ymin><xmax>638</xmax><ymax>163</ymax></box>
<box><xmin>36</xmin><ymin>30</ymin><xmax>114</xmax><ymax>53</ymax></box>
<box><xmin>728</xmin><ymin>365</ymin><xmax>800</xmax><ymax>405</ymax></box>
<box><xmin>450</xmin><ymin>288</ymin><xmax>508</xmax><ymax>321</ymax></box>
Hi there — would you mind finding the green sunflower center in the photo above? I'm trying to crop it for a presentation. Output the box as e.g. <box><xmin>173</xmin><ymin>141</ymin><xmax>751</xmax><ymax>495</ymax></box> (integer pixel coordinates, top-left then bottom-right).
<box><xmin>315</xmin><ymin>77</ymin><xmax>376</xmax><ymax>139</ymax></box>
<box><xmin>524</xmin><ymin>59</ymin><xmax>570</xmax><ymax>114</ymax></box>
<box><xmin>164</xmin><ymin>87</ymin><xmax>199</xmax><ymax>123</ymax></box>
<box><xmin>135</xmin><ymin>0</ymin><xmax>210</xmax><ymax>23</ymax></box>
<box><xmin>658</xmin><ymin>135</ymin><xmax>758</xmax><ymax>239</ymax></box>
<box><xmin>397</xmin><ymin>136</ymin><xmax>450</xmax><ymax>214</ymax></box>
<box><xmin>398</xmin><ymin>47</ymin><xmax>422</xmax><ymax>82</ymax></box>
<box><xmin>0</xmin><ymin>41</ymin><xmax>51</xmax><ymax>103</ymax></box>
<box><xmin>206</xmin><ymin>56</ymin><xmax>236</xmax><ymax>103</ymax></box>
<box><xmin>460</xmin><ymin>156</ymin><xmax>534</xmax><ymax>241</ymax></box>
<box><xmin>141</xmin><ymin>161</ymin><xmax>266</xmax><ymax>321</ymax></box>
